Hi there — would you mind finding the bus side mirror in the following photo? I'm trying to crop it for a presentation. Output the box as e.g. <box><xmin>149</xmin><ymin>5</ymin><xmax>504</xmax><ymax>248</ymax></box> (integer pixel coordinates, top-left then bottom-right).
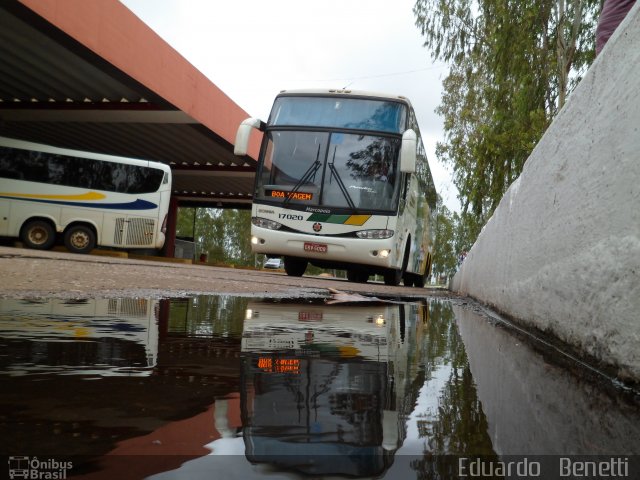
<box><xmin>234</xmin><ymin>118</ymin><xmax>264</xmax><ymax>156</ymax></box>
<box><xmin>400</xmin><ymin>129</ymin><xmax>417</xmax><ymax>173</ymax></box>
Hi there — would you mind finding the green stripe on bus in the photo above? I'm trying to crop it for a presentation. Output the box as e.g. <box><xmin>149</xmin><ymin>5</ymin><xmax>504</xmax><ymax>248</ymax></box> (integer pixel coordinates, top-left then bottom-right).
<box><xmin>306</xmin><ymin>213</ymin><xmax>352</xmax><ymax>224</ymax></box>
<box><xmin>306</xmin><ymin>213</ymin><xmax>331</xmax><ymax>222</ymax></box>
<box><xmin>327</xmin><ymin>215</ymin><xmax>351</xmax><ymax>224</ymax></box>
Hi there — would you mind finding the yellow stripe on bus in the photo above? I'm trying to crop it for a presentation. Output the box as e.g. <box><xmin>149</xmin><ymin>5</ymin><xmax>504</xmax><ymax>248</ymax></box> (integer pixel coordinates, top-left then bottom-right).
<box><xmin>344</xmin><ymin>215</ymin><xmax>371</xmax><ymax>226</ymax></box>
<box><xmin>0</xmin><ymin>191</ymin><xmax>106</xmax><ymax>201</ymax></box>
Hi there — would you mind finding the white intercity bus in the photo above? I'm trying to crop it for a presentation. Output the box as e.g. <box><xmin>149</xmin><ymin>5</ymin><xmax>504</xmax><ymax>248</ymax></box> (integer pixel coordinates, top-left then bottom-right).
<box><xmin>235</xmin><ymin>89</ymin><xmax>437</xmax><ymax>286</ymax></box>
<box><xmin>0</xmin><ymin>136</ymin><xmax>172</xmax><ymax>254</ymax></box>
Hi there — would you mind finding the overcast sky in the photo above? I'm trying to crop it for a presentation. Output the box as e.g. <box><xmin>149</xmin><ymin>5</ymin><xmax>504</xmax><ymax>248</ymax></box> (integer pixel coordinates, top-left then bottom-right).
<box><xmin>120</xmin><ymin>0</ymin><xmax>459</xmax><ymax>211</ymax></box>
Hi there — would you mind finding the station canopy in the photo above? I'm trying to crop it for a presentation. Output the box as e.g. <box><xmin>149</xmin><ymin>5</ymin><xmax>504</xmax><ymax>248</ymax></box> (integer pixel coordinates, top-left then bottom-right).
<box><xmin>0</xmin><ymin>0</ymin><xmax>260</xmax><ymax>208</ymax></box>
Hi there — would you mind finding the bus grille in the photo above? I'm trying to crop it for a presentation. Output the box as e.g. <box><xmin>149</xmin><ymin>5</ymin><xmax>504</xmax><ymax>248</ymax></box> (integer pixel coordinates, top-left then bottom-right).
<box><xmin>108</xmin><ymin>298</ymin><xmax>149</xmax><ymax>317</ymax></box>
<box><xmin>126</xmin><ymin>218</ymin><xmax>156</xmax><ymax>245</ymax></box>
<box><xmin>114</xmin><ymin>218</ymin><xmax>125</xmax><ymax>245</ymax></box>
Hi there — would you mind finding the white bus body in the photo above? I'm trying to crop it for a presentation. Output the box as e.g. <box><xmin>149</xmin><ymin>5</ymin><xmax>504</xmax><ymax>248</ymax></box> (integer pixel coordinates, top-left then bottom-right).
<box><xmin>235</xmin><ymin>89</ymin><xmax>437</xmax><ymax>286</ymax></box>
<box><xmin>242</xmin><ymin>301</ymin><xmax>393</xmax><ymax>361</ymax></box>
<box><xmin>0</xmin><ymin>136</ymin><xmax>172</xmax><ymax>253</ymax></box>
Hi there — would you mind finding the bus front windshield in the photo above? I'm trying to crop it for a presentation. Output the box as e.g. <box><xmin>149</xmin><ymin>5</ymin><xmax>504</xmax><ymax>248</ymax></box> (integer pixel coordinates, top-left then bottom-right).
<box><xmin>257</xmin><ymin>131</ymin><xmax>401</xmax><ymax>212</ymax></box>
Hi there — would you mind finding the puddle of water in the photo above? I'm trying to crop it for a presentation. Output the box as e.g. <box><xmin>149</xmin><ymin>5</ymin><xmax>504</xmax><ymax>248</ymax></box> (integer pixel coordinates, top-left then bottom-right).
<box><xmin>0</xmin><ymin>296</ymin><xmax>638</xmax><ymax>480</ymax></box>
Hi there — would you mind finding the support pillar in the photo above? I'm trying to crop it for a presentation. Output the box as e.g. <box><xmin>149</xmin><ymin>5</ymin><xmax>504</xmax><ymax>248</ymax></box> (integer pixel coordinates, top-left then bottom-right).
<box><xmin>163</xmin><ymin>195</ymin><xmax>179</xmax><ymax>258</ymax></box>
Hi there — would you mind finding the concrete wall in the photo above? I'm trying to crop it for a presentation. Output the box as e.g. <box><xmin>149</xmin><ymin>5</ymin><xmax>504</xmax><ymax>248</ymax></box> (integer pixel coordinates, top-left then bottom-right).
<box><xmin>451</xmin><ymin>4</ymin><xmax>640</xmax><ymax>383</ymax></box>
<box><xmin>453</xmin><ymin>306</ymin><xmax>640</xmax><ymax>455</ymax></box>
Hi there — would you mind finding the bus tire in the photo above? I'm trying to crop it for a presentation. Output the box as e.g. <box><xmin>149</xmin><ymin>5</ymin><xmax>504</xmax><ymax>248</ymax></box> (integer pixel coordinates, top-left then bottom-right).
<box><xmin>413</xmin><ymin>254</ymin><xmax>432</xmax><ymax>288</ymax></box>
<box><xmin>64</xmin><ymin>225</ymin><xmax>96</xmax><ymax>254</ymax></box>
<box><xmin>385</xmin><ymin>239</ymin><xmax>411</xmax><ymax>286</ymax></box>
<box><xmin>405</xmin><ymin>269</ymin><xmax>427</xmax><ymax>288</ymax></box>
<box><xmin>284</xmin><ymin>256</ymin><xmax>307</xmax><ymax>277</ymax></box>
<box><xmin>347</xmin><ymin>269</ymin><xmax>369</xmax><ymax>283</ymax></box>
<box><xmin>403</xmin><ymin>272</ymin><xmax>416</xmax><ymax>287</ymax></box>
<box><xmin>384</xmin><ymin>268</ymin><xmax>402</xmax><ymax>286</ymax></box>
<box><xmin>21</xmin><ymin>219</ymin><xmax>56</xmax><ymax>250</ymax></box>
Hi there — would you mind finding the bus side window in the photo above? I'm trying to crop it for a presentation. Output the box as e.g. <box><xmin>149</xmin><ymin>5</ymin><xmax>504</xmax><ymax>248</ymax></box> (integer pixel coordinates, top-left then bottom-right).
<box><xmin>398</xmin><ymin>173</ymin><xmax>410</xmax><ymax>213</ymax></box>
<box><xmin>403</xmin><ymin>174</ymin><xmax>411</xmax><ymax>200</ymax></box>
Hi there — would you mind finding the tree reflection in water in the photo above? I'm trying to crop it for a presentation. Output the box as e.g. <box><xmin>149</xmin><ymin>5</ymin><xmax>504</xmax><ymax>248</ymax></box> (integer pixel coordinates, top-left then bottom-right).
<box><xmin>409</xmin><ymin>300</ymin><xmax>499</xmax><ymax>480</ymax></box>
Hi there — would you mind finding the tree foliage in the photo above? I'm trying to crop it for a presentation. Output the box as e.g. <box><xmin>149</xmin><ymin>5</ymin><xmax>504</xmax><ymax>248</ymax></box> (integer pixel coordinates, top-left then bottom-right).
<box><xmin>176</xmin><ymin>207</ymin><xmax>253</xmax><ymax>266</ymax></box>
<box><xmin>414</xmin><ymin>0</ymin><xmax>600</xmax><ymax>230</ymax></box>
<box><xmin>432</xmin><ymin>199</ymin><xmax>457</xmax><ymax>279</ymax></box>
<box><xmin>432</xmin><ymin>194</ymin><xmax>480</xmax><ymax>281</ymax></box>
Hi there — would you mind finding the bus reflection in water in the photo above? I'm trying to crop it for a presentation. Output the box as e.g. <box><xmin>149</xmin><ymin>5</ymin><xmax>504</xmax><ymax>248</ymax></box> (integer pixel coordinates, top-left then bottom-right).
<box><xmin>240</xmin><ymin>300</ymin><xmax>426</xmax><ymax>476</ymax></box>
<box><xmin>0</xmin><ymin>298</ymin><xmax>159</xmax><ymax>376</ymax></box>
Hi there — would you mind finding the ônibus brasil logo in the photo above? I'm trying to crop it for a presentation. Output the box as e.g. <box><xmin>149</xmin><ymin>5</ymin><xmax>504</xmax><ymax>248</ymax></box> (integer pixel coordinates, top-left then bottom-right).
<box><xmin>8</xmin><ymin>456</ymin><xmax>73</xmax><ymax>479</ymax></box>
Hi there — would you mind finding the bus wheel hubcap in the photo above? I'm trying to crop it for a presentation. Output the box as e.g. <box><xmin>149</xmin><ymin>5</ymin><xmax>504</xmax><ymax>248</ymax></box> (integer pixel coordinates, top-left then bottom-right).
<box><xmin>30</xmin><ymin>228</ymin><xmax>47</xmax><ymax>244</ymax></box>
<box><xmin>71</xmin><ymin>232</ymin><xmax>88</xmax><ymax>248</ymax></box>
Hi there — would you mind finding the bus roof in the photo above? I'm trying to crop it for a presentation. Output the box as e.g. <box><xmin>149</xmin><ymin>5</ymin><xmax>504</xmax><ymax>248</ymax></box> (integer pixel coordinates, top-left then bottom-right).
<box><xmin>0</xmin><ymin>136</ymin><xmax>171</xmax><ymax>173</ymax></box>
<box><xmin>276</xmin><ymin>89</ymin><xmax>414</xmax><ymax>108</ymax></box>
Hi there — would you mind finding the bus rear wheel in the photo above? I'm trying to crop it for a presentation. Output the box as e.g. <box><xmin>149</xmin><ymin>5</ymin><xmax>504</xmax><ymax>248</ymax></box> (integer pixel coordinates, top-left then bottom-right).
<box><xmin>21</xmin><ymin>220</ymin><xmax>56</xmax><ymax>250</ymax></box>
<box><xmin>64</xmin><ymin>225</ymin><xmax>96</xmax><ymax>254</ymax></box>
<box><xmin>284</xmin><ymin>256</ymin><xmax>307</xmax><ymax>277</ymax></box>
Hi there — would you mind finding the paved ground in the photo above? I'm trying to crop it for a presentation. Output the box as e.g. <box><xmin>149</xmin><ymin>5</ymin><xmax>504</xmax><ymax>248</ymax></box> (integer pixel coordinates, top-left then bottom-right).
<box><xmin>0</xmin><ymin>245</ymin><xmax>455</xmax><ymax>300</ymax></box>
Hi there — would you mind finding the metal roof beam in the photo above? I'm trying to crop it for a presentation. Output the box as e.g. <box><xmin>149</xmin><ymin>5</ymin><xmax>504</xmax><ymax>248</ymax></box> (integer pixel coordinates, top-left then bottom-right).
<box><xmin>0</xmin><ymin>107</ymin><xmax>196</xmax><ymax>124</ymax></box>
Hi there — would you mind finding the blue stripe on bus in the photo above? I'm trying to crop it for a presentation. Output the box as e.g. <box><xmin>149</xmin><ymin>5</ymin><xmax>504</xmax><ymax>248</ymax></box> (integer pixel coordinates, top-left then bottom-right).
<box><xmin>1</xmin><ymin>196</ymin><xmax>158</xmax><ymax>210</ymax></box>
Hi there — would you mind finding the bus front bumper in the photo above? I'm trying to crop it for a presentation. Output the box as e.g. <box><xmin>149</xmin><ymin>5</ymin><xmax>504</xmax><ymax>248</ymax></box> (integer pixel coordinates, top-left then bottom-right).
<box><xmin>251</xmin><ymin>227</ymin><xmax>401</xmax><ymax>269</ymax></box>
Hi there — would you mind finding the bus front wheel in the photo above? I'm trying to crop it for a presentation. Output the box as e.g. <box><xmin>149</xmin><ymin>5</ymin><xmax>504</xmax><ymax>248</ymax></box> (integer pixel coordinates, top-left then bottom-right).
<box><xmin>413</xmin><ymin>254</ymin><xmax>432</xmax><ymax>288</ymax></box>
<box><xmin>64</xmin><ymin>225</ymin><xmax>96</xmax><ymax>254</ymax></box>
<box><xmin>284</xmin><ymin>256</ymin><xmax>307</xmax><ymax>277</ymax></box>
<box><xmin>385</xmin><ymin>241</ymin><xmax>410</xmax><ymax>286</ymax></box>
<box><xmin>347</xmin><ymin>269</ymin><xmax>369</xmax><ymax>283</ymax></box>
<box><xmin>21</xmin><ymin>220</ymin><xmax>56</xmax><ymax>250</ymax></box>
<box><xmin>383</xmin><ymin>268</ymin><xmax>403</xmax><ymax>286</ymax></box>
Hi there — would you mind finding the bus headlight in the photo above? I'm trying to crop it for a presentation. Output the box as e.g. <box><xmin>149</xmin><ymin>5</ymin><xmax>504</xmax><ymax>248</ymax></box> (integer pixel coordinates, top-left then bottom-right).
<box><xmin>252</xmin><ymin>217</ymin><xmax>282</xmax><ymax>230</ymax></box>
<box><xmin>356</xmin><ymin>229</ymin><xmax>394</xmax><ymax>239</ymax></box>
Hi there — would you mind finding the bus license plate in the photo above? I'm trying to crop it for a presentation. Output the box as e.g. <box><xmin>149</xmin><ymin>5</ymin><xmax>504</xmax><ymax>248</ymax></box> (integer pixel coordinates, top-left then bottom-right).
<box><xmin>304</xmin><ymin>242</ymin><xmax>327</xmax><ymax>253</ymax></box>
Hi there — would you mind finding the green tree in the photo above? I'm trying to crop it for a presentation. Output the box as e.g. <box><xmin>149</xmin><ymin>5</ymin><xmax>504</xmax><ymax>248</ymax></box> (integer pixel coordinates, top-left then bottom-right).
<box><xmin>414</xmin><ymin>0</ymin><xmax>600</xmax><ymax>237</ymax></box>
<box><xmin>453</xmin><ymin>210</ymin><xmax>481</xmax><ymax>255</ymax></box>
<box><xmin>432</xmin><ymin>197</ymin><xmax>458</xmax><ymax>280</ymax></box>
<box><xmin>218</xmin><ymin>209</ymin><xmax>253</xmax><ymax>265</ymax></box>
<box><xmin>176</xmin><ymin>207</ymin><xmax>253</xmax><ymax>266</ymax></box>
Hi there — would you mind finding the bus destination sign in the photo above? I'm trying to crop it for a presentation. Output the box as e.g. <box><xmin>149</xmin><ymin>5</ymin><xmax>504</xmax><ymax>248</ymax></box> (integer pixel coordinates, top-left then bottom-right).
<box><xmin>269</xmin><ymin>189</ymin><xmax>313</xmax><ymax>201</ymax></box>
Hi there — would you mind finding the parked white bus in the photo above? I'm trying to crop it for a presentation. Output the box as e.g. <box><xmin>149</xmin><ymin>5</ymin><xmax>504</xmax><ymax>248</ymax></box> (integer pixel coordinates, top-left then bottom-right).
<box><xmin>235</xmin><ymin>89</ymin><xmax>437</xmax><ymax>286</ymax></box>
<box><xmin>0</xmin><ymin>136</ymin><xmax>172</xmax><ymax>253</ymax></box>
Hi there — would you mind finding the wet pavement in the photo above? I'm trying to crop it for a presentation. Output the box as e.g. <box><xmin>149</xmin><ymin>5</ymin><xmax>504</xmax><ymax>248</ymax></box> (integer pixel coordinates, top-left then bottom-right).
<box><xmin>1</xmin><ymin>294</ymin><xmax>639</xmax><ymax>479</ymax></box>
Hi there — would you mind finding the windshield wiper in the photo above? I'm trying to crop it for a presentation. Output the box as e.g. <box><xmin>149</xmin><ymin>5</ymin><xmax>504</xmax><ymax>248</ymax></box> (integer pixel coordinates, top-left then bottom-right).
<box><xmin>327</xmin><ymin>146</ymin><xmax>356</xmax><ymax>210</ymax></box>
<box><xmin>283</xmin><ymin>144</ymin><xmax>321</xmax><ymax>208</ymax></box>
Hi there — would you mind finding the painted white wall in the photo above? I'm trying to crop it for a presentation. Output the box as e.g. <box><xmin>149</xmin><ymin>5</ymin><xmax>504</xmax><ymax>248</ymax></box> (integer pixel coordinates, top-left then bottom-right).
<box><xmin>453</xmin><ymin>306</ymin><xmax>640</xmax><ymax>455</ymax></box>
<box><xmin>451</xmin><ymin>4</ymin><xmax>640</xmax><ymax>383</ymax></box>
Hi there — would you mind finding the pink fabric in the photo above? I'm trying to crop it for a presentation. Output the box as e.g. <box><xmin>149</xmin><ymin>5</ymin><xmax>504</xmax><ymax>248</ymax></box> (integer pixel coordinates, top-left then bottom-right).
<box><xmin>596</xmin><ymin>0</ymin><xmax>636</xmax><ymax>55</ymax></box>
